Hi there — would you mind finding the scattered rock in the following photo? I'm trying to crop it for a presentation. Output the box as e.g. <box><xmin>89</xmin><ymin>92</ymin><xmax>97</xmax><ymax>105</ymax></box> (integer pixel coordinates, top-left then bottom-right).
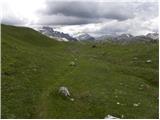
<box><xmin>59</xmin><ymin>86</ymin><xmax>70</xmax><ymax>97</ymax></box>
<box><xmin>70</xmin><ymin>98</ymin><xmax>74</xmax><ymax>101</ymax></box>
<box><xmin>69</xmin><ymin>61</ymin><xmax>76</xmax><ymax>66</ymax></box>
<box><xmin>133</xmin><ymin>102</ymin><xmax>140</xmax><ymax>107</ymax></box>
<box><xmin>146</xmin><ymin>59</ymin><xmax>152</xmax><ymax>63</ymax></box>
<box><xmin>115</xmin><ymin>95</ymin><xmax>118</xmax><ymax>98</ymax></box>
<box><xmin>133</xmin><ymin>57</ymin><xmax>138</xmax><ymax>60</ymax></box>
<box><xmin>104</xmin><ymin>115</ymin><xmax>119</xmax><ymax>119</ymax></box>
<box><xmin>139</xmin><ymin>84</ymin><xmax>144</xmax><ymax>90</ymax></box>
<box><xmin>119</xmin><ymin>83</ymin><xmax>123</xmax><ymax>86</ymax></box>
<box><xmin>117</xmin><ymin>102</ymin><xmax>120</xmax><ymax>105</ymax></box>
<box><xmin>74</xmin><ymin>58</ymin><xmax>78</xmax><ymax>61</ymax></box>
<box><xmin>138</xmin><ymin>87</ymin><xmax>143</xmax><ymax>90</ymax></box>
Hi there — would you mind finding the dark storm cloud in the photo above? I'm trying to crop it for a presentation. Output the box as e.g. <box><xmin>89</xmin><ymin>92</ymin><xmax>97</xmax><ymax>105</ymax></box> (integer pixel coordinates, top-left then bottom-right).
<box><xmin>43</xmin><ymin>1</ymin><xmax>95</xmax><ymax>18</ymax></box>
<box><xmin>39</xmin><ymin>1</ymin><xmax>136</xmax><ymax>25</ymax></box>
<box><xmin>44</xmin><ymin>1</ymin><xmax>130</xmax><ymax>19</ymax></box>
<box><xmin>38</xmin><ymin>14</ymin><xmax>101</xmax><ymax>25</ymax></box>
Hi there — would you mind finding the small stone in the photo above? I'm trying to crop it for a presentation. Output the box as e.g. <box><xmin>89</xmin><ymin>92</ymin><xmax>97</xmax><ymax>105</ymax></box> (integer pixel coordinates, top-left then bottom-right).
<box><xmin>70</xmin><ymin>98</ymin><xmax>74</xmax><ymax>101</ymax></box>
<box><xmin>117</xmin><ymin>102</ymin><xmax>120</xmax><ymax>105</ymax></box>
<box><xmin>115</xmin><ymin>95</ymin><xmax>118</xmax><ymax>98</ymax></box>
<box><xmin>104</xmin><ymin>115</ymin><xmax>119</xmax><ymax>119</ymax></box>
<box><xmin>133</xmin><ymin>103</ymin><xmax>140</xmax><ymax>107</ymax></box>
<box><xmin>121</xmin><ymin>114</ymin><xmax>124</xmax><ymax>118</ymax></box>
<box><xmin>133</xmin><ymin>57</ymin><xmax>138</xmax><ymax>60</ymax></box>
<box><xmin>69</xmin><ymin>61</ymin><xmax>76</xmax><ymax>66</ymax></box>
<box><xmin>59</xmin><ymin>86</ymin><xmax>70</xmax><ymax>97</ymax></box>
<box><xmin>146</xmin><ymin>60</ymin><xmax>152</xmax><ymax>63</ymax></box>
<box><xmin>139</xmin><ymin>87</ymin><xmax>143</xmax><ymax>90</ymax></box>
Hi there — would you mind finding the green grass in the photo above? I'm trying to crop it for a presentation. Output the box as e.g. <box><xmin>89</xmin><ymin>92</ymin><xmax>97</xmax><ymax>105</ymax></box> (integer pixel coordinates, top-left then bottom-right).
<box><xmin>1</xmin><ymin>24</ymin><xmax>159</xmax><ymax>118</ymax></box>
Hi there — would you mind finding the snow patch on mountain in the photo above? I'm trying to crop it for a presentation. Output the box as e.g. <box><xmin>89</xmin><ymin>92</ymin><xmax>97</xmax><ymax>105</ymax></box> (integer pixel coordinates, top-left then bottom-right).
<box><xmin>146</xmin><ymin>33</ymin><xmax>159</xmax><ymax>40</ymax></box>
<box><xmin>38</xmin><ymin>26</ymin><xmax>77</xmax><ymax>41</ymax></box>
<box><xmin>73</xmin><ymin>33</ymin><xmax>95</xmax><ymax>41</ymax></box>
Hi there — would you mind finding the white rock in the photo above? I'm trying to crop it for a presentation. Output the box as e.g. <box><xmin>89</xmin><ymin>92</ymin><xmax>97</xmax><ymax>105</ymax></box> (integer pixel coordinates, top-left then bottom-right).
<box><xmin>121</xmin><ymin>114</ymin><xmax>124</xmax><ymax>118</ymax></box>
<box><xmin>117</xmin><ymin>102</ymin><xmax>120</xmax><ymax>105</ymax></box>
<box><xmin>146</xmin><ymin>60</ymin><xmax>152</xmax><ymax>63</ymax></box>
<box><xmin>69</xmin><ymin>61</ymin><xmax>76</xmax><ymax>66</ymax></box>
<box><xmin>59</xmin><ymin>86</ymin><xmax>70</xmax><ymax>96</ymax></box>
<box><xmin>133</xmin><ymin>103</ymin><xmax>140</xmax><ymax>107</ymax></box>
<box><xmin>104</xmin><ymin>115</ymin><xmax>119</xmax><ymax>119</ymax></box>
<box><xmin>70</xmin><ymin>98</ymin><xmax>74</xmax><ymax>101</ymax></box>
<box><xmin>115</xmin><ymin>95</ymin><xmax>118</xmax><ymax>98</ymax></box>
<box><xmin>133</xmin><ymin>57</ymin><xmax>138</xmax><ymax>60</ymax></box>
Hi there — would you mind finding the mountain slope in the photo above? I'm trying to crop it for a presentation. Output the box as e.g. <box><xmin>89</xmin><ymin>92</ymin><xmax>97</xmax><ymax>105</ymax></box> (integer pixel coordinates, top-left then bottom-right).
<box><xmin>1</xmin><ymin>24</ymin><xmax>158</xmax><ymax>119</ymax></box>
<box><xmin>73</xmin><ymin>33</ymin><xmax>95</xmax><ymax>41</ymax></box>
<box><xmin>39</xmin><ymin>26</ymin><xmax>77</xmax><ymax>41</ymax></box>
<box><xmin>146</xmin><ymin>33</ymin><xmax>159</xmax><ymax>40</ymax></box>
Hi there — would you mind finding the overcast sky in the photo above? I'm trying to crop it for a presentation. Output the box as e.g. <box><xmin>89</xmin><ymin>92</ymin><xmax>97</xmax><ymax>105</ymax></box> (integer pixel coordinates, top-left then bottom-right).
<box><xmin>1</xmin><ymin>0</ymin><xmax>159</xmax><ymax>36</ymax></box>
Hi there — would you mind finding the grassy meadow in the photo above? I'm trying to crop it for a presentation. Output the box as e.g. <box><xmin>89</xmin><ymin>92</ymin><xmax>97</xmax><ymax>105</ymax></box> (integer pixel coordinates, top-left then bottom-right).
<box><xmin>1</xmin><ymin>24</ymin><xmax>159</xmax><ymax>118</ymax></box>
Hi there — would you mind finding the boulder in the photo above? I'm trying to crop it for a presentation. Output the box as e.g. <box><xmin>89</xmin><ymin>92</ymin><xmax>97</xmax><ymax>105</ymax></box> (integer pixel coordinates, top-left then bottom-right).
<box><xmin>69</xmin><ymin>61</ymin><xmax>76</xmax><ymax>66</ymax></box>
<box><xmin>104</xmin><ymin>115</ymin><xmax>119</xmax><ymax>119</ymax></box>
<box><xmin>133</xmin><ymin>57</ymin><xmax>138</xmax><ymax>60</ymax></box>
<box><xmin>133</xmin><ymin>102</ymin><xmax>140</xmax><ymax>107</ymax></box>
<box><xmin>146</xmin><ymin>60</ymin><xmax>152</xmax><ymax>63</ymax></box>
<box><xmin>70</xmin><ymin>98</ymin><xmax>74</xmax><ymax>101</ymax></box>
<box><xmin>59</xmin><ymin>86</ymin><xmax>70</xmax><ymax>97</ymax></box>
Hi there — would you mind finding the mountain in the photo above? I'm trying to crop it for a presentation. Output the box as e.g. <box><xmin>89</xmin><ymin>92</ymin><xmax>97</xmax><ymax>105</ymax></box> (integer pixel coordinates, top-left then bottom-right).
<box><xmin>95</xmin><ymin>34</ymin><xmax>117</xmax><ymax>41</ymax></box>
<box><xmin>38</xmin><ymin>26</ymin><xmax>159</xmax><ymax>43</ymax></box>
<box><xmin>96</xmin><ymin>33</ymin><xmax>133</xmax><ymax>41</ymax></box>
<box><xmin>39</xmin><ymin>26</ymin><xmax>77</xmax><ymax>41</ymax></box>
<box><xmin>73</xmin><ymin>33</ymin><xmax>95</xmax><ymax>41</ymax></box>
<box><xmin>96</xmin><ymin>33</ymin><xmax>159</xmax><ymax>43</ymax></box>
<box><xmin>116</xmin><ymin>34</ymin><xmax>133</xmax><ymax>41</ymax></box>
<box><xmin>146</xmin><ymin>33</ymin><xmax>159</xmax><ymax>40</ymax></box>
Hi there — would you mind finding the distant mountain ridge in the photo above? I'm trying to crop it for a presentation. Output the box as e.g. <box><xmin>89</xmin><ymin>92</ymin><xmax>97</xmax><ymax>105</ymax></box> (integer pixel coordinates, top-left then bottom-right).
<box><xmin>73</xmin><ymin>33</ymin><xmax>95</xmax><ymax>41</ymax></box>
<box><xmin>39</xmin><ymin>26</ymin><xmax>77</xmax><ymax>41</ymax></box>
<box><xmin>146</xmin><ymin>33</ymin><xmax>159</xmax><ymax>40</ymax></box>
<box><xmin>38</xmin><ymin>26</ymin><xmax>159</xmax><ymax>42</ymax></box>
<box><xmin>96</xmin><ymin>33</ymin><xmax>159</xmax><ymax>43</ymax></box>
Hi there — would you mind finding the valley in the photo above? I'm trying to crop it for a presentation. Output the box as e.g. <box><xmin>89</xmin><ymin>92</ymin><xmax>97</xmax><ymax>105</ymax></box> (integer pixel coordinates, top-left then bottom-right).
<box><xmin>1</xmin><ymin>24</ymin><xmax>159</xmax><ymax>119</ymax></box>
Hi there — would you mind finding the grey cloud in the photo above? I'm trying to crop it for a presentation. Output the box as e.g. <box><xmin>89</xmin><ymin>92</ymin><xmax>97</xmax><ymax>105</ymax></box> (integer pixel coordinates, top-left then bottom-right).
<box><xmin>38</xmin><ymin>1</ymin><xmax>158</xmax><ymax>25</ymax></box>
<box><xmin>134</xmin><ymin>2</ymin><xmax>158</xmax><ymax>20</ymax></box>
<box><xmin>36</xmin><ymin>1</ymin><xmax>158</xmax><ymax>35</ymax></box>
<box><xmin>37</xmin><ymin>14</ymin><xmax>102</xmax><ymax>25</ymax></box>
<box><xmin>2</xmin><ymin>0</ymin><xmax>158</xmax><ymax>36</ymax></box>
<box><xmin>40</xmin><ymin>1</ymin><xmax>136</xmax><ymax>24</ymax></box>
<box><xmin>43</xmin><ymin>1</ymin><xmax>95</xmax><ymax>18</ymax></box>
<box><xmin>92</xmin><ymin>16</ymin><xmax>159</xmax><ymax>36</ymax></box>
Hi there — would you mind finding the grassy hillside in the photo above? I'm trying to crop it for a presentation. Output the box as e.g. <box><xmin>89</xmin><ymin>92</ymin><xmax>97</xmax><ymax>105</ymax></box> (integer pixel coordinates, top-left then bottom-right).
<box><xmin>1</xmin><ymin>24</ymin><xmax>159</xmax><ymax>118</ymax></box>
